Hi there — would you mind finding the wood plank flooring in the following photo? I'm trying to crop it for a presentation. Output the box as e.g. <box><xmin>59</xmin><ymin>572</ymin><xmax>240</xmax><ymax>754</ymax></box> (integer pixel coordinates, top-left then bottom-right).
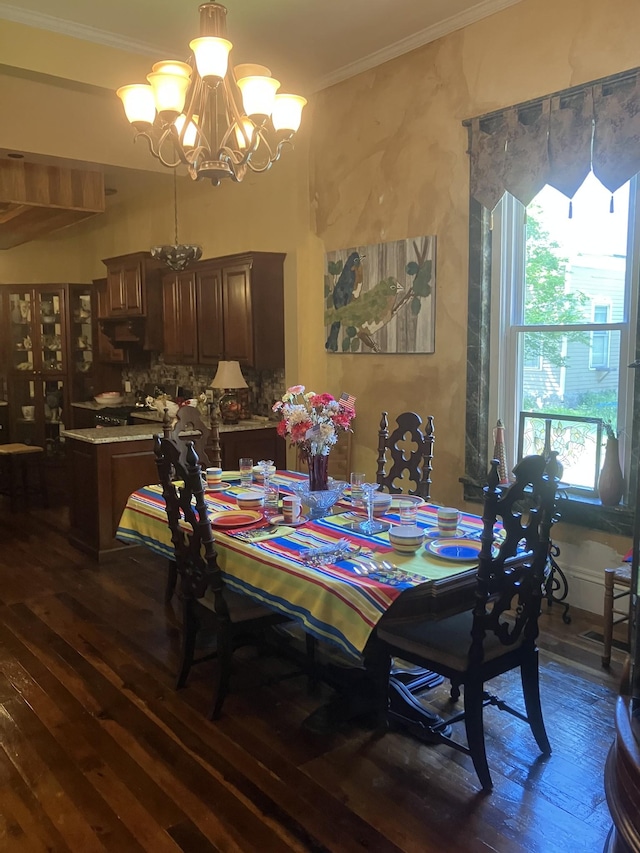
<box><xmin>0</xmin><ymin>503</ymin><xmax>624</xmax><ymax>852</ymax></box>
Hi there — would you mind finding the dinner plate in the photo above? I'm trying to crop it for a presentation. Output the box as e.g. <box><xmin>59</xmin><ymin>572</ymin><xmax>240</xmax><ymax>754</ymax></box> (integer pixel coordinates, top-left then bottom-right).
<box><xmin>269</xmin><ymin>514</ymin><xmax>309</xmax><ymax>527</ymax></box>
<box><xmin>426</xmin><ymin>538</ymin><xmax>487</xmax><ymax>561</ymax></box>
<box><xmin>210</xmin><ymin>510</ymin><xmax>263</xmax><ymax>528</ymax></box>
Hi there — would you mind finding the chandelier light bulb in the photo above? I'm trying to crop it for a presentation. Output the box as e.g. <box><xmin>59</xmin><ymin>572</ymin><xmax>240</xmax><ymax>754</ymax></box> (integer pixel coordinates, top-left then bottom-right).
<box><xmin>236</xmin><ymin>74</ymin><xmax>280</xmax><ymax>117</ymax></box>
<box><xmin>271</xmin><ymin>94</ymin><xmax>307</xmax><ymax>132</ymax></box>
<box><xmin>234</xmin><ymin>116</ymin><xmax>255</xmax><ymax>149</ymax></box>
<box><xmin>116</xmin><ymin>84</ymin><xmax>156</xmax><ymax>126</ymax></box>
<box><xmin>174</xmin><ymin>113</ymin><xmax>199</xmax><ymax>147</ymax></box>
<box><xmin>189</xmin><ymin>36</ymin><xmax>233</xmax><ymax>80</ymax></box>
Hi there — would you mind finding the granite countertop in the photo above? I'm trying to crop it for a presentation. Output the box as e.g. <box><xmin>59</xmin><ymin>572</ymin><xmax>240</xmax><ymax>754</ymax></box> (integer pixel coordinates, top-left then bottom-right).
<box><xmin>61</xmin><ymin>418</ymin><xmax>277</xmax><ymax>445</ymax></box>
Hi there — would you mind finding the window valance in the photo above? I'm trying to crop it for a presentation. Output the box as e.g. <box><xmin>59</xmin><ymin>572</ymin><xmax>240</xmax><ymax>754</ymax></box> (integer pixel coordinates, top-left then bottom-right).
<box><xmin>466</xmin><ymin>68</ymin><xmax>640</xmax><ymax>211</ymax></box>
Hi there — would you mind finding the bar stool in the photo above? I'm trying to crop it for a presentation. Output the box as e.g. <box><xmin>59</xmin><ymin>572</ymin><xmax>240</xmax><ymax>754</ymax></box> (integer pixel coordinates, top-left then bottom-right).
<box><xmin>0</xmin><ymin>444</ymin><xmax>48</xmax><ymax>511</ymax></box>
<box><xmin>602</xmin><ymin>564</ymin><xmax>632</xmax><ymax>667</ymax></box>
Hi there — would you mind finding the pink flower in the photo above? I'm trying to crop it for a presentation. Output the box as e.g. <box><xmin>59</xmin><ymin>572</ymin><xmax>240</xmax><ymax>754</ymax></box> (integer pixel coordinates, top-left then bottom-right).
<box><xmin>310</xmin><ymin>393</ymin><xmax>334</xmax><ymax>407</ymax></box>
<box><xmin>288</xmin><ymin>384</ymin><xmax>305</xmax><ymax>395</ymax></box>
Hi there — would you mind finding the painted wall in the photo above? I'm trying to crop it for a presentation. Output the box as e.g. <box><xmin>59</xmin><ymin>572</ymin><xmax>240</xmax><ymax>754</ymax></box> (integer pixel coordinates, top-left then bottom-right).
<box><xmin>2</xmin><ymin>0</ymin><xmax>639</xmax><ymax>611</ymax></box>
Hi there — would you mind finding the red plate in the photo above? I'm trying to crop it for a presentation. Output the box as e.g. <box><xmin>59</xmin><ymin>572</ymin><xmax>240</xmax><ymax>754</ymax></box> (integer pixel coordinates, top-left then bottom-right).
<box><xmin>210</xmin><ymin>510</ymin><xmax>263</xmax><ymax>528</ymax></box>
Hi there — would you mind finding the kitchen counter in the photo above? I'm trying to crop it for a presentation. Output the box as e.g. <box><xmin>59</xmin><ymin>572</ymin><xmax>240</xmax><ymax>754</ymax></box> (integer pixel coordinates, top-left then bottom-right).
<box><xmin>64</xmin><ymin>418</ymin><xmax>285</xmax><ymax>561</ymax></box>
<box><xmin>61</xmin><ymin>418</ymin><xmax>276</xmax><ymax>445</ymax></box>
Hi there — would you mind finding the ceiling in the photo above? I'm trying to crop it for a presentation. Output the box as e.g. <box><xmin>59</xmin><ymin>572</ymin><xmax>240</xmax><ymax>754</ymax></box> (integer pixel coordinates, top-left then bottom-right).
<box><xmin>0</xmin><ymin>0</ymin><xmax>522</xmax><ymax>93</ymax></box>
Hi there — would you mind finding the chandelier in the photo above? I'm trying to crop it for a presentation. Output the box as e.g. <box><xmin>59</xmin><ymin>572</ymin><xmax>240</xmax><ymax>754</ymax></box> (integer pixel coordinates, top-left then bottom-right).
<box><xmin>151</xmin><ymin>170</ymin><xmax>202</xmax><ymax>271</ymax></box>
<box><xmin>116</xmin><ymin>1</ymin><xmax>306</xmax><ymax>186</ymax></box>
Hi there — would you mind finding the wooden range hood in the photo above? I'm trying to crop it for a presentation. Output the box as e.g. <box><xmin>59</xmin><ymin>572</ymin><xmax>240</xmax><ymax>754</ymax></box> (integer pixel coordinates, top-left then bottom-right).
<box><xmin>0</xmin><ymin>159</ymin><xmax>104</xmax><ymax>249</ymax></box>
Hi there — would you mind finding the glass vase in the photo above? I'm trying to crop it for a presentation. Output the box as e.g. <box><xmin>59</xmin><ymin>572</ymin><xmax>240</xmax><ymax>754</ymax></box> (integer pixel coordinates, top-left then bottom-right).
<box><xmin>308</xmin><ymin>453</ymin><xmax>329</xmax><ymax>491</ymax></box>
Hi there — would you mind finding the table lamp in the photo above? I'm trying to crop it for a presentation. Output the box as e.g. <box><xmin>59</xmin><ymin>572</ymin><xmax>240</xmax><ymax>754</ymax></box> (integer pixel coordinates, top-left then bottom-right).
<box><xmin>210</xmin><ymin>360</ymin><xmax>248</xmax><ymax>424</ymax></box>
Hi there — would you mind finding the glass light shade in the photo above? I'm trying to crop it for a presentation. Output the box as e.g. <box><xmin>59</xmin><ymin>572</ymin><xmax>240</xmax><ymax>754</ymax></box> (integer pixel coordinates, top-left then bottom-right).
<box><xmin>271</xmin><ymin>94</ymin><xmax>307</xmax><ymax>132</ymax></box>
<box><xmin>237</xmin><ymin>75</ymin><xmax>280</xmax><ymax>117</ymax></box>
<box><xmin>189</xmin><ymin>37</ymin><xmax>232</xmax><ymax>79</ymax></box>
<box><xmin>116</xmin><ymin>84</ymin><xmax>156</xmax><ymax>125</ymax></box>
<box><xmin>234</xmin><ymin>63</ymin><xmax>272</xmax><ymax>80</ymax></box>
<box><xmin>147</xmin><ymin>61</ymin><xmax>192</xmax><ymax>117</ymax></box>
<box><xmin>174</xmin><ymin>113</ymin><xmax>199</xmax><ymax>147</ymax></box>
<box><xmin>234</xmin><ymin>117</ymin><xmax>255</xmax><ymax>149</ymax></box>
<box><xmin>210</xmin><ymin>360</ymin><xmax>248</xmax><ymax>390</ymax></box>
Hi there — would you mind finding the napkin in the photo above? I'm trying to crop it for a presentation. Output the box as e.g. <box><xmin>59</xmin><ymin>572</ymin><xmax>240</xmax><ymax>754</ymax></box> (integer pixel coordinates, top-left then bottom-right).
<box><xmin>245</xmin><ymin>526</ymin><xmax>295</xmax><ymax>542</ymax></box>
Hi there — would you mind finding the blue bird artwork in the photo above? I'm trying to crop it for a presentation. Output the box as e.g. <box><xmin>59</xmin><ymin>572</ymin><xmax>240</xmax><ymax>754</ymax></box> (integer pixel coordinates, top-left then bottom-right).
<box><xmin>325</xmin><ymin>251</ymin><xmax>365</xmax><ymax>351</ymax></box>
<box><xmin>323</xmin><ymin>236</ymin><xmax>436</xmax><ymax>354</ymax></box>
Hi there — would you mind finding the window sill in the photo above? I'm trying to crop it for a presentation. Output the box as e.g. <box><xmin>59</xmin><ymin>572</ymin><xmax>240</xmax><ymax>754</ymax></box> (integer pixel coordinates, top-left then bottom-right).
<box><xmin>460</xmin><ymin>477</ymin><xmax>633</xmax><ymax>536</ymax></box>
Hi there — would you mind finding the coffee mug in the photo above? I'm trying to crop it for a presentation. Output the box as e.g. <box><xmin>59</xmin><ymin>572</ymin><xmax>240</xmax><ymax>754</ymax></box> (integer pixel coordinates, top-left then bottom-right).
<box><xmin>282</xmin><ymin>496</ymin><xmax>301</xmax><ymax>524</ymax></box>
<box><xmin>205</xmin><ymin>467</ymin><xmax>223</xmax><ymax>489</ymax></box>
<box><xmin>437</xmin><ymin>506</ymin><xmax>460</xmax><ymax>534</ymax></box>
<box><xmin>21</xmin><ymin>405</ymin><xmax>35</xmax><ymax>421</ymax></box>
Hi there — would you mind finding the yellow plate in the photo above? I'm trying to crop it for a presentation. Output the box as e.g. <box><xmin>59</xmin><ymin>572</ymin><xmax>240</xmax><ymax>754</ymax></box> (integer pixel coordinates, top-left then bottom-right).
<box><xmin>222</xmin><ymin>470</ymin><xmax>242</xmax><ymax>480</ymax></box>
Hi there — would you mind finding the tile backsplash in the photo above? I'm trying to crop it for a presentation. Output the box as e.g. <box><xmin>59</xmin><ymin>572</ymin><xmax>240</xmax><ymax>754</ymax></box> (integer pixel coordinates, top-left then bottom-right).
<box><xmin>123</xmin><ymin>356</ymin><xmax>285</xmax><ymax>418</ymax></box>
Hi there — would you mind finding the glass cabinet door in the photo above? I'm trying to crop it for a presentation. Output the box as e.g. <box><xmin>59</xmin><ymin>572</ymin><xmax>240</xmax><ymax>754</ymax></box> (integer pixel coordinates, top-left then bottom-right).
<box><xmin>37</xmin><ymin>290</ymin><xmax>65</xmax><ymax>374</ymax></box>
<box><xmin>8</xmin><ymin>290</ymin><xmax>35</xmax><ymax>374</ymax></box>
<box><xmin>70</xmin><ymin>287</ymin><xmax>93</xmax><ymax>375</ymax></box>
<box><xmin>43</xmin><ymin>378</ymin><xmax>66</xmax><ymax>458</ymax></box>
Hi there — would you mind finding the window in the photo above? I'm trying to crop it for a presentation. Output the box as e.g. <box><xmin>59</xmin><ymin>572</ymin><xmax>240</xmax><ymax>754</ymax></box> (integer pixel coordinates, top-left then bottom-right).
<box><xmin>488</xmin><ymin>174</ymin><xmax>638</xmax><ymax>498</ymax></box>
<box><xmin>590</xmin><ymin>304</ymin><xmax>611</xmax><ymax>370</ymax></box>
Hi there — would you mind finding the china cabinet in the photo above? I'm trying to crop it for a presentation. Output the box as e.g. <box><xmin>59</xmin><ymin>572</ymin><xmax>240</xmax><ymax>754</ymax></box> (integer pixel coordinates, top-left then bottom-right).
<box><xmin>5</xmin><ymin>284</ymin><xmax>120</xmax><ymax>450</ymax></box>
<box><xmin>161</xmin><ymin>252</ymin><xmax>284</xmax><ymax>368</ymax></box>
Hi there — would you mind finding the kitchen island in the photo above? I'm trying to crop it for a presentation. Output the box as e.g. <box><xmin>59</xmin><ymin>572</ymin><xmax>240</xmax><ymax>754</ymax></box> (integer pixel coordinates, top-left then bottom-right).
<box><xmin>63</xmin><ymin>419</ymin><xmax>285</xmax><ymax>561</ymax></box>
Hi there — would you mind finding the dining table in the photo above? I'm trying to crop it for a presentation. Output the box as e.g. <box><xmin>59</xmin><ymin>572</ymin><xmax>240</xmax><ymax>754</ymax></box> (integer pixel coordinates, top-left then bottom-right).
<box><xmin>116</xmin><ymin>470</ymin><xmax>487</xmax><ymax>734</ymax></box>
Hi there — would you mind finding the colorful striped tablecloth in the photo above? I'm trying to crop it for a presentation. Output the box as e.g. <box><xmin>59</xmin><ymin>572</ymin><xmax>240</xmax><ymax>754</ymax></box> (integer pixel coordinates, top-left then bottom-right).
<box><xmin>116</xmin><ymin>472</ymin><xmax>484</xmax><ymax>660</ymax></box>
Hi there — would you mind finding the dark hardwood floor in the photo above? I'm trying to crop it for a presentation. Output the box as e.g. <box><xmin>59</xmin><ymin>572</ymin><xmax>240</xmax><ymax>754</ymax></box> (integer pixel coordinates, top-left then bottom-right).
<box><xmin>0</xmin><ymin>501</ymin><xmax>624</xmax><ymax>852</ymax></box>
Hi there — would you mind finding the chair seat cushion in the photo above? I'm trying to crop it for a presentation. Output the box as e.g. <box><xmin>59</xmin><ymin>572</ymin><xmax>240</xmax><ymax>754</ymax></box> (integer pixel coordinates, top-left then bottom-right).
<box><xmin>200</xmin><ymin>587</ymin><xmax>275</xmax><ymax>622</ymax></box>
<box><xmin>377</xmin><ymin>610</ymin><xmax>524</xmax><ymax>672</ymax></box>
<box><xmin>0</xmin><ymin>444</ymin><xmax>44</xmax><ymax>455</ymax></box>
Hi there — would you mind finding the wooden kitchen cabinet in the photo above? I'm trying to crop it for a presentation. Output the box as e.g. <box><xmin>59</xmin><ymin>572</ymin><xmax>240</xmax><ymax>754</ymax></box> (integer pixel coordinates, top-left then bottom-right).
<box><xmin>99</xmin><ymin>252</ymin><xmax>164</xmax><ymax>351</ymax></box>
<box><xmin>161</xmin><ymin>252</ymin><xmax>284</xmax><ymax>368</ymax></box>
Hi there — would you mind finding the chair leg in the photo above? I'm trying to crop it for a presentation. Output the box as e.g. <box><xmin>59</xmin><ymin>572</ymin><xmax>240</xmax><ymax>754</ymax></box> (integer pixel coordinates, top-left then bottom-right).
<box><xmin>463</xmin><ymin>678</ymin><xmax>492</xmax><ymax>790</ymax></box>
<box><xmin>176</xmin><ymin>598</ymin><xmax>199</xmax><ymax>689</ymax></box>
<box><xmin>210</xmin><ymin>626</ymin><xmax>233</xmax><ymax>720</ymax></box>
<box><xmin>602</xmin><ymin>568</ymin><xmax>616</xmax><ymax>667</ymax></box>
<box><xmin>520</xmin><ymin>650</ymin><xmax>551</xmax><ymax>755</ymax></box>
<box><xmin>165</xmin><ymin>559</ymin><xmax>178</xmax><ymax>604</ymax></box>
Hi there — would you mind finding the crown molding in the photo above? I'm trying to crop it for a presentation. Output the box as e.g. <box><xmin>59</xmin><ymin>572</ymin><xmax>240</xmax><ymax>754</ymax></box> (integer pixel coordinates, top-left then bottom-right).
<box><xmin>313</xmin><ymin>0</ymin><xmax>524</xmax><ymax>92</ymax></box>
<box><xmin>0</xmin><ymin>2</ymin><xmax>172</xmax><ymax>57</ymax></box>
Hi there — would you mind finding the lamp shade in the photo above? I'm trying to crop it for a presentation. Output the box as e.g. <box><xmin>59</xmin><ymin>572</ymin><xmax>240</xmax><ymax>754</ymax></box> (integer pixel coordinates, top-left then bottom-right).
<box><xmin>210</xmin><ymin>360</ymin><xmax>248</xmax><ymax>389</ymax></box>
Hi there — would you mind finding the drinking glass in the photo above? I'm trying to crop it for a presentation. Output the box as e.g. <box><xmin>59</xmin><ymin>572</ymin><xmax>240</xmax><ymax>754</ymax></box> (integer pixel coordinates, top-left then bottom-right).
<box><xmin>263</xmin><ymin>482</ymin><xmax>280</xmax><ymax>519</ymax></box>
<box><xmin>350</xmin><ymin>472</ymin><xmax>366</xmax><ymax>507</ymax></box>
<box><xmin>398</xmin><ymin>499</ymin><xmax>418</xmax><ymax>524</ymax></box>
<box><xmin>351</xmin><ymin>483</ymin><xmax>390</xmax><ymax>534</ymax></box>
<box><xmin>239</xmin><ymin>457</ymin><xmax>253</xmax><ymax>488</ymax></box>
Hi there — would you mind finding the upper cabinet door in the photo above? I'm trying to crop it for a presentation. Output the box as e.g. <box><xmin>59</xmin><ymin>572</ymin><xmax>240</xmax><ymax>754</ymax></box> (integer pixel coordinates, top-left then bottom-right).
<box><xmin>196</xmin><ymin>267</ymin><xmax>224</xmax><ymax>364</ymax></box>
<box><xmin>163</xmin><ymin>271</ymin><xmax>198</xmax><ymax>363</ymax></box>
<box><xmin>221</xmin><ymin>261</ymin><xmax>253</xmax><ymax>364</ymax></box>
<box><xmin>106</xmin><ymin>260</ymin><xmax>143</xmax><ymax>317</ymax></box>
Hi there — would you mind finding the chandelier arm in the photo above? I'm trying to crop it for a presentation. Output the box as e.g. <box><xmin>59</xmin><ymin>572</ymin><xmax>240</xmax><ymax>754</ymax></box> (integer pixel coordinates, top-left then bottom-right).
<box><xmin>134</xmin><ymin>128</ymin><xmax>184</xmax><ymax>169</ymax></box>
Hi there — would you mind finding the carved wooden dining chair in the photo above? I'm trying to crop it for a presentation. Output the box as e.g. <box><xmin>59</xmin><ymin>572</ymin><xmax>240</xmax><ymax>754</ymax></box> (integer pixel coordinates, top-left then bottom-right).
<box><xmin>374</xmin><ymin>453</ymin><xmax>560</xmax><ymax>790</ymax></box>
<box><xmin>376</xmin><ymin>411</ymin><xmax>435</xmax><ymax>500</ymax></box>
<box><xmin>154</xmin><ymin>434</ymin><xmax>284</xmax><ymax>719</ymax></box>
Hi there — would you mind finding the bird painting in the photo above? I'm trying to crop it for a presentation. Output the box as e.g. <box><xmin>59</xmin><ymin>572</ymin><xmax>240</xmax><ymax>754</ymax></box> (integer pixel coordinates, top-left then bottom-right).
<box><xmin>323</xmin><ymin>236</ymin><xmax>436</xmax><ymax>354</ymax></box>
<box><xmin>325</xmin><ymin>251</ymin><xmax>365</xmax><ymax>351</ymax></box>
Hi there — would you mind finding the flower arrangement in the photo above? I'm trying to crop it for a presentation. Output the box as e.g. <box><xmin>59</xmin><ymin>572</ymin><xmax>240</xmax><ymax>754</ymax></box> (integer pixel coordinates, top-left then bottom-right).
<box><xmin>273</xmin><ymin>385</ymin><xmax>356</xmax><ymax>457</ymax></box>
